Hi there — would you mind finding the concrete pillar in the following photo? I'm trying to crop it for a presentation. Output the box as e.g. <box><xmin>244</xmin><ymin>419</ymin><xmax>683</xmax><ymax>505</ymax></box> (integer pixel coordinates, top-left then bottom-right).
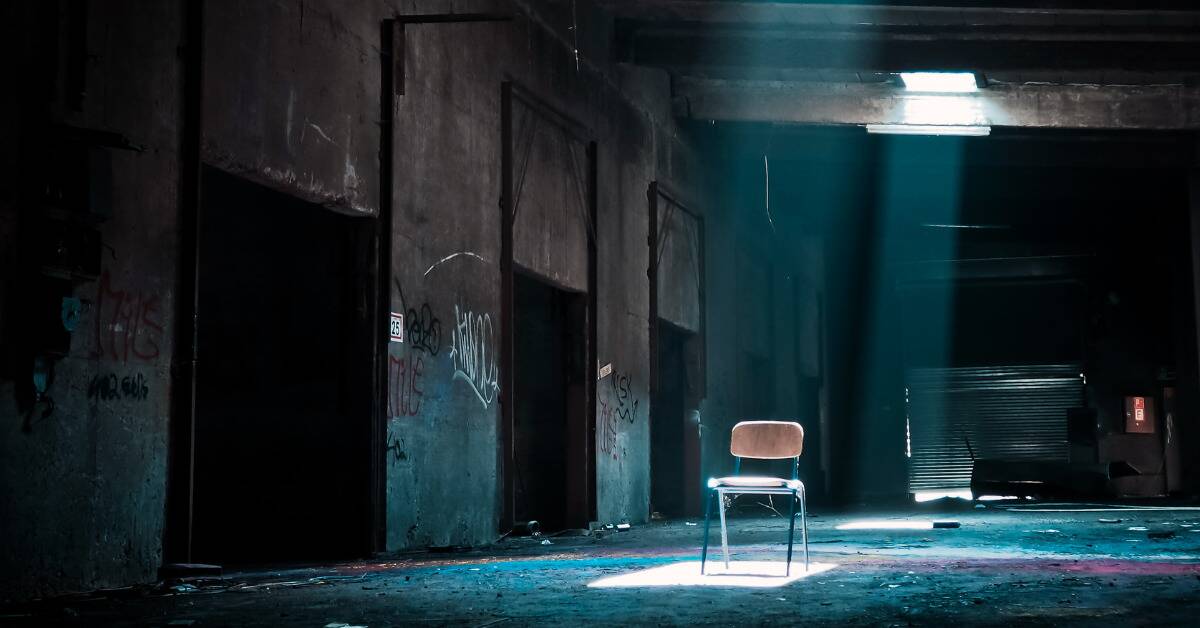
<box><xmin>1185</xmin><ymin>164</ymin><xmax>1200</xmax><ymax>492</ymax></box>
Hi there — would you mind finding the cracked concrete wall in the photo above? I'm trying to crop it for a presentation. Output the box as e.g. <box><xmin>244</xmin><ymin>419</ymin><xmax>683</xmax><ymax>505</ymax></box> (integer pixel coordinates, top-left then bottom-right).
<box><xmin>0</xmin><ymin>2</ymin><xmax>182</xmax><ymax>601</ymax></box>
<box><xmin>384</xmin><ymin>0</ymin><xmax>724</xmax><ymax>542</ymax></box>
<box><xmin>203</xmin><ymin>0</ymin><xmax>381</xmax><ymax>215</ymax></box>
<box><xmin>0</xmin><ymin>0</ymin><xmax>797</xmax><ymax>600</ymax></box>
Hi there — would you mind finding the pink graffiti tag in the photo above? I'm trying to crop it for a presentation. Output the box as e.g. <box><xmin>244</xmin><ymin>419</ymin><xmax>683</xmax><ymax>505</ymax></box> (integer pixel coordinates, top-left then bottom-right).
<box><xmin>91</xmin><ymin>271</ymin><xmax>164</xmax><ymax>364</ymax></box>
<box><xmin>389</xmin><ymin>353</ymin><xmax>424</xmax><ymax>417</ymax></box>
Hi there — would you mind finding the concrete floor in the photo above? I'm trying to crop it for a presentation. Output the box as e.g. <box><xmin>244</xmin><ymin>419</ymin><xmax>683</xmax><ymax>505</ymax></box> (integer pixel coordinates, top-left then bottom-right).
<box><xmin>6</xmin><ymin>501</ymin><xmax>1200</xmax><ymax>626</ymax></box>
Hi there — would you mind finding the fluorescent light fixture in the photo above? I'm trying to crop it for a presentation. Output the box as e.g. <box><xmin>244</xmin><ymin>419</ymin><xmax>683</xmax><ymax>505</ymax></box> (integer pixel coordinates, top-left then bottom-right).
<box><xmin>866</xmin><ymin>124</ymin><xmax>990</xmax><ymax>137</ymax></box>
<box><xmin>913</xmin><ymin>489</ymin><xmax>973</xmax><ymax>503</ymax></box>
<box><xmin>587</xmin><ymin>561</ymin><xmax>837</xmax><ymax>589</ymax></box>
<box><xmin>900</xmin><ymin>72</ymin><xmax>978</xmax><ymax>93</ymax></box>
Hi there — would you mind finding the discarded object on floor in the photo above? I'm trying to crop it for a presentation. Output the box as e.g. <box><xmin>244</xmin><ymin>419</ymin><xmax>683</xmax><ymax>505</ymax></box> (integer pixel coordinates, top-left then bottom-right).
<box><xmin>617</xmin><ymin>523</ymin><xmax>631</xmax><ymax>531</ymax></box>
<box><xmin>1098</xmin><ymin>518</ymin><xmax>1122</xmax><ymax>523</ymax></box>
<box><xmin>702</xmin><ymin>420</ymin><xmax>809</xmax><ymax>576</ymax></box>
<box><xmin>1148</xmin><ymin>531</ymin><xmax>1176</xmax><ymax>540</ymax></box>
<box><xmin>540</xmin><ymin>539</ymin><xmax>552</xmax><ymax>545</ymax></box>
<box><xmin>509</xmin><ymin>520</ymin><xmax>541</xmax><ymax>537</ymax></box>
<box><xmin>932</xmin><ymin>521</ymin><xmax>961</xmax><ymax>529</ymax></box>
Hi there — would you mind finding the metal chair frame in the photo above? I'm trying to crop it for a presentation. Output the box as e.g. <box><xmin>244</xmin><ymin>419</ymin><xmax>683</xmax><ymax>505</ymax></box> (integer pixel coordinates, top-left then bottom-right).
<box><xmin>701</xmin><ymin>448</ymin><xmax>809</xmax><ymax>576</ymax></box>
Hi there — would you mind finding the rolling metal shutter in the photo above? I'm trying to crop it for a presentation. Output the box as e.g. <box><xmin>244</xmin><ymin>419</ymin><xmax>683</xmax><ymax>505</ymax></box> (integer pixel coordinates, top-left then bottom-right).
<box><xmin>906</xmin><ymin>365</ymin><xmax>1083</xmax><ymax>492</ymax></box>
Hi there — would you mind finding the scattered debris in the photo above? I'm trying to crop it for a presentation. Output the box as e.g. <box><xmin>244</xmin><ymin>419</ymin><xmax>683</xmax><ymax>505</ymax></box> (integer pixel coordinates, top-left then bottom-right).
<box><xmin>685</xmin><ymin>522</ymin><xmax>698</xmax><ymax>526</ymax></box>
<box><xmin>508</xmin><ymin>521</ymin><xmax>541</xmax><ymax>537</ymax></box>
<box><xmin>616</xmin><ymin>523</ymin><xmax>631</xmax><ymax>532</ymax></box>
<box><xmin>428</xmin><ymin>545</ymin><xmax>472</xmax><ymax>553</ymax></box>
<box><xmin>540</xmin><ymin>539</ymin><xmax>552</xmax><ymax>545</ymax></box>
<box><xmin>1098</xmin><ymin>518</ymin><xmax>1122</xmax><ymax>524</ymax></box>
<box><xmin>1128</xmin><ymin>526</ymin><xmax>1149</xmax><ymax>531</ymax></box>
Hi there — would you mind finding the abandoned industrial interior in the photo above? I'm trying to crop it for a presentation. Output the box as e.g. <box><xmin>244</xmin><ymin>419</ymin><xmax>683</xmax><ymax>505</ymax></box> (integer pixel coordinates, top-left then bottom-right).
<box><xmin>7</xmin><ymin>0</ymin><xmax>1200</xmax><ymax>625</ymax></box>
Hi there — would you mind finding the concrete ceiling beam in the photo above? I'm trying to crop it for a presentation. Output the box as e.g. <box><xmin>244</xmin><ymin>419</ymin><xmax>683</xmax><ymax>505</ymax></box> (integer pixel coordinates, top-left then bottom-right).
<box><xmin>674</xmin><ymin>80</ymin><xmax>1200</xmax><ymax>130</ymax></box>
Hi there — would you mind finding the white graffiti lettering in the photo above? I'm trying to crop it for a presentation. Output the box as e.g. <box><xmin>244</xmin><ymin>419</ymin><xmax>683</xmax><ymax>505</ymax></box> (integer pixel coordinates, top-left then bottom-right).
<box><xmin>449</xmin><ymin>303</ymin><xmax>499</xmax><ymax>408</ymax></box>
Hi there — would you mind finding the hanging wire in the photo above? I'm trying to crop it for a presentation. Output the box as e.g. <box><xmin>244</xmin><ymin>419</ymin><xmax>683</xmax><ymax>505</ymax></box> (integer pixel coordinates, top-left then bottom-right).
<box><xmin>764</xmin><ymin>125</ymin><xmax>777</xmax><ymax>234</ymax></box>
<box><xmin>571</xmin><ymin>0</ymin><xmax>580</xmax><ymax>71</ymax></box>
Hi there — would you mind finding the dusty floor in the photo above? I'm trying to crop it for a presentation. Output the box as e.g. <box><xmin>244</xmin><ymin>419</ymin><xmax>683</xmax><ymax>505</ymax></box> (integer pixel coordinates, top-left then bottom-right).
<box><xmin>5</xmin><ymin>500</ymin><xmax>1200</xmax><ymax>626</ymax></box>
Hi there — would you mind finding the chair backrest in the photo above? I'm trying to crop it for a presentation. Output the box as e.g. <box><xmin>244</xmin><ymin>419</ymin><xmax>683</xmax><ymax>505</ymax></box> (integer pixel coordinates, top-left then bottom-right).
<box><xmin>730</xmin><ymin>420</ymin><xmax>804</xmax><ymax>459</ymax></box>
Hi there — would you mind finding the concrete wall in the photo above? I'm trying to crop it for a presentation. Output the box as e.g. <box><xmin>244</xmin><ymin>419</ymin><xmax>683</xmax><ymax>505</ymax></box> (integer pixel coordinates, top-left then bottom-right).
<box><xmin>203</xmin><ymin>0</ymin><xmax>380</xmax><ymax>215</ymax></box>
<box><xmin>383</xmin><ymin>0</ymin><xmax>707</xmax><ymax>541</ymax></box>
<box><xmin>0</xmin><ymin>0</ymin><xmax>801</xmax><ymax>599</ymax></box>
<box><xmin>0</xmin><ymin>2</ymin><xmax>182</xmax><ymax>601</ymax></box>
<box><xmin>198</xmin><ymin>0</ymin><xmax>767</xmax><ymax>546</ymax></box>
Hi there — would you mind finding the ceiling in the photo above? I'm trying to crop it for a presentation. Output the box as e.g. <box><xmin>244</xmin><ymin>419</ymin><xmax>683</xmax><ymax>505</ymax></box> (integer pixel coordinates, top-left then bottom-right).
<box><xmin>600</xmin><ymin>1</ymin><xmax>1200</xmax><ymax>130</ymax></box>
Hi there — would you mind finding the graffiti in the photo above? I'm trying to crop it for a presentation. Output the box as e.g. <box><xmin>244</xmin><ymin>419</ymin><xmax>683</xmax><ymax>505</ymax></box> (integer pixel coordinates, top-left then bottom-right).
<box><xmin>449</xmin><ymin>303</ymin><xmax>499</xmax><ymax>409</ymax></box>
<box><xmin>91</xmin><ymin>271</ymin><xmax>165</xmax><ymax>364</ymax></box>
<box><xmin>598</xmin><ymin>399</ymin><xmax>624</xmax><ymax>460</ymax></box>
<box><xmin>388</xmin><ymin>353</ymin><xmax>425</xmax><ymax>417</ymax></box>
<box><xmin>406</xmin><ymin>303</ymin><xmax>442</xmax><ymax>355</ymax></box>
<box><xmin>606</xmin><ymin>372</ymin><xmax>639</xmax><ymax>424</ymax></box>
<box><xmin>598</xmin><ymin>369</ymin><xmax>640</xmax><ymax>460</ymax></box>
<box><xmin>386</xmin><ymin>434</ymin><xmax>409</xmax><ymax>464</ymax></box>
<box><xmin>87</xmin><ymin>371</ymin><xmax>150</xmax><ymax>403</ymax></box>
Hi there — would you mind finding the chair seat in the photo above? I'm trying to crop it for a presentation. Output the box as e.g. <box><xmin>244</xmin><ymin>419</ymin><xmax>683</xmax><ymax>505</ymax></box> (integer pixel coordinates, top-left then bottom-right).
<box><xmin>710</xmin><ymin>476</ymin><xmax>802</xmax><ymax>490</ymax></box>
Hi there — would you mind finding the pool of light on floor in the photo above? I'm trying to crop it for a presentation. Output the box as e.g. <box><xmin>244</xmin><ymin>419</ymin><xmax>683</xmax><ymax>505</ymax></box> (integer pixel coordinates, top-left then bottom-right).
<box><xmin>587</xmin><ymin>561</ymin><xmax>837</xmax><ymax>588</ymax></box>
<box><xmin>836</xmin><ymin>520</ymin><xmax>935</xmax><ymax>530</ymax></box>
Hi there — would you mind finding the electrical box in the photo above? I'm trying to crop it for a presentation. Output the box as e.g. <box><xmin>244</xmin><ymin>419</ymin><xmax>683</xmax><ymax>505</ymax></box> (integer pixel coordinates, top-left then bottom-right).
<box><xmin>1124</xmin><ymin>396</ymin><xmax>1156</xmax><ymax>434</ymax></box>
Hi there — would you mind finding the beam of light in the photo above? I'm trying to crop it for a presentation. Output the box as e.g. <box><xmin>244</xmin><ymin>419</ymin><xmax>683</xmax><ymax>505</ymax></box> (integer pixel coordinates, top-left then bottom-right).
<box><xmin>913</xmin><ymin>489</ymin><xmax>972</xmax><ymax>502</ymax></box>
<box><xmin>900</xmin><ymin>72</ymin><xmax>978</xmax><ymax>93</ymax></box>
<box><xmin>836</xmin><ymin>520</ymin><xmax>935</xmax><ymax>531</ymax></box>
<box><xmin>587</xmin><ymin>561</ymin><xmax>837</xmax><ymax>589</ymax></box>
<box><xmin>867</xmin><ymin>124</ymin><xmax>990</xmax><ymax>137</ymax></box>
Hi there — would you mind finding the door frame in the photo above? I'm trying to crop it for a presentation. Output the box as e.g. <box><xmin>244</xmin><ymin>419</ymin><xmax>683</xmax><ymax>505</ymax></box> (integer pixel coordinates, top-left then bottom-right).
<box><xmin>500</xmin><ymin>80</ymin><xmax>597</xmax><ymax>531</ymax></box>
<box><xmin>648</xmin><ymin>181</ymin><xmax>707</xmax><ymax>516</ymax></box>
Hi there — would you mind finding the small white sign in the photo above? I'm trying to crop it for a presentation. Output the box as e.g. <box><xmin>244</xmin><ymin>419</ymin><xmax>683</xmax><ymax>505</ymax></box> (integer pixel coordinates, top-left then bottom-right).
<box><xmin>389</xmin><ymin>312</ymin><xmax>404</xmax><ymax>343</ymax></box>
<box><xmin>598</xmin><ymin>363</ymin><xmax>613</xmax><ymax>380</ymax></box>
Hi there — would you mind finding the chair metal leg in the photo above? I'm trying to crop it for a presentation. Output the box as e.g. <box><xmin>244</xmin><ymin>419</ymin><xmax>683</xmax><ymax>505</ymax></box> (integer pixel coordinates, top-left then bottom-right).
<box><xmin>786</xmin><ymin>490</ymin><xmax>797</xmax><ymax>577</ymax></box>
<box><xmin>718</xmin><ymin>490</ymin><xmax>730</xmax><ymax>568</ymax></box>
<box><xmin>800</xmin><ymin>483</ymin><xmax>809</xmax><ymax>571</ymax></box>
<box><xmin>701</xmin><ymin>490</ymin><xmax>714</xmax><ymax>574</ymax></box>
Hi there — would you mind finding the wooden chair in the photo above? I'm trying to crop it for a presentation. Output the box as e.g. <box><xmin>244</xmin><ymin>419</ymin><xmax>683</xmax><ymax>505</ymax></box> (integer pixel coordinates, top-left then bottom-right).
<box><xmin>701</xmin><ymin>420</ymin><xmax>809</xmax><ymax>575</ymax></box>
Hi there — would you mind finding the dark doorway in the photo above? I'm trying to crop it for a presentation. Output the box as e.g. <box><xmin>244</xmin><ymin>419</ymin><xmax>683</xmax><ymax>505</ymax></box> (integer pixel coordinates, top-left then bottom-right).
<box><xmin>512</xmin><ymin>272</ymin><xmax>587</xmax><ymax>532</ymax></box>
<box><xmin>191</xmin><ymin>167</ymin><xmax>373</xmax><ymax>563</ymax></box>
<box><xmin>652</xmin><ymin>320</ymin><xmax>701</xmax><ymax>518</ymax></box>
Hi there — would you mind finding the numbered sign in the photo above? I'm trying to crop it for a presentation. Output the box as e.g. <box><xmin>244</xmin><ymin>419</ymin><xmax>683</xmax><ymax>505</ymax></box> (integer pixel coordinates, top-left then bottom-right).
<box><xmin>389</xmin><ymin>312</ymin><xmax>404</xmax><ymax>343</ymax></box>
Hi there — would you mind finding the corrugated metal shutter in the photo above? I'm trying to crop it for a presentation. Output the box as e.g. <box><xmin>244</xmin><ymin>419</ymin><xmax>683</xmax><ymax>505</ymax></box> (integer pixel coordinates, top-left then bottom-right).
<box><xmin>906</xmin><ymin>365</ymin><xmax>1083</xmax><ymax>492</ymax></box>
